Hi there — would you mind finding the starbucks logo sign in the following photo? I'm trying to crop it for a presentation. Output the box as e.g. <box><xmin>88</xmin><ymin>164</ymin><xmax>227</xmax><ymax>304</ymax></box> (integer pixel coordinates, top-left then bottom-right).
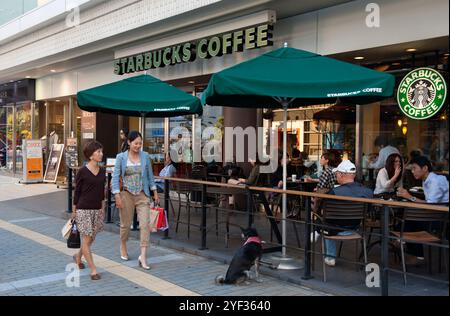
<box><xmin>397</xmin><ymin>68</ymin><xmax>447</xmax><ymax>120</ymax></box>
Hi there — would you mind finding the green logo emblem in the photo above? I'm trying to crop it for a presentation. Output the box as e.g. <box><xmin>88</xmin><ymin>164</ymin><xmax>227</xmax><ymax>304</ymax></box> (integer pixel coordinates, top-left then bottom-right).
<box><xmin>397</xmin><ymin>67</ymin><xmax>447</xmax><ymax>120</ymax></box>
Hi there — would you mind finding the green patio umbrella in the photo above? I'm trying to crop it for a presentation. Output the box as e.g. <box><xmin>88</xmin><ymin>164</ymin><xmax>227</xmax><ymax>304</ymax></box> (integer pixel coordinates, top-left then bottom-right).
<box><xmin>202</xmin><ymin>46</ymin><xmax>395</xmax><ymax>266</ymax></box>
<box><xmin>77</xmin><ymin>74</ymin><xmax>203</xmax><ymax>118</ymax></box>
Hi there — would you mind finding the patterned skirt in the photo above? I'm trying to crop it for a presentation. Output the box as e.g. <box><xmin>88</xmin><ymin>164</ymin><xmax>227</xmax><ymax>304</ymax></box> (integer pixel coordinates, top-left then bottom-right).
<box><xmin>75</xmin><ymin>209</ymin><xmax>104</xmax><ymax>237</ymax></box>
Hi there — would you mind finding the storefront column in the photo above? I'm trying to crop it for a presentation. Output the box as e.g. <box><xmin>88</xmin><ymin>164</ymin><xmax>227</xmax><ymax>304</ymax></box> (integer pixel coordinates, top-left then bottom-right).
<box><xmin>164</xmin><ymin>118</ymin><xmax>169</xmax><ymax>154</ymax></box>
<box><xmin>355</xmin><ymin>104</ymin><xmax>363</xmax><ymax>178</ymax></box>
<box><xmin>30</xmin><ymin>102</ymin><xmax>35</xmax><ymax>139</ymax></box>
<box><xmin>68</xmin><ymin>98</ymin><xmax>74</xmax><ymax>137</ymax></box>
<box><xmin>223</xmin><ymin>107</ymin><xmax>258</xmax><ymax>174</ymax></box>
<box><xmin>12</xmin><ymin>104</ymin><xmax>16</xmax><ymax>174</ymax></box>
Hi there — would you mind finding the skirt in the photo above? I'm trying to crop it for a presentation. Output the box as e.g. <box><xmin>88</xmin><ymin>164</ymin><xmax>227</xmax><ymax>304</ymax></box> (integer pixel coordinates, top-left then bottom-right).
<box><xmin>75</xmin><ymin>209</ymin><xmax>104</xmax><ymax>237</ymax></box>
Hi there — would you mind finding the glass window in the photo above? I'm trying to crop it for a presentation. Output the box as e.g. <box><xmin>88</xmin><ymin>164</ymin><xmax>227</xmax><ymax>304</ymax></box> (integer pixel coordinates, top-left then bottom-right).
<box><xmin>169</xmin><ymin>115</ymin><xmax>192</xmax><ymax>163</ymax></box>
<box><xmin>144</xmin><ymin>117</ymin><xmax>165</xmax><ymax>162</ymax></box>
<box><xmin>0</xmin><ymin>105</ymin><xmax>13</xmax><ymax>170</ymax></box>
<box><xmin>15</xmin><ymin>102</ymin><xmax>32</xmax><ymax>172</ymax></box>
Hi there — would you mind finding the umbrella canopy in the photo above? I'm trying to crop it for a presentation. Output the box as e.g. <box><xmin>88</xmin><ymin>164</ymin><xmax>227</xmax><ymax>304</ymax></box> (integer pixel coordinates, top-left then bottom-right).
<box><xmin>201</xmin><ymin>46</ymin><xmax>395</xmax><ymax>264</ymax></box>
<box><xmin>202</xmin><ymin>47</ymin><xmax>395</xmax><ymax>107</ymax></box>
<box><xmin>77</xmin><ymin>74</ymin><xmax>203</xmax><ymax>117</ymax></box>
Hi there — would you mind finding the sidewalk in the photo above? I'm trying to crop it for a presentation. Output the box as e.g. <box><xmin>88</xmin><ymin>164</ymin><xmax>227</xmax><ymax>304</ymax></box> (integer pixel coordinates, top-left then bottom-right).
<box><xmin>0</xmin><ymin>177</ymin><xmax>328</xmax><ymax>296</ymax></box>
<box><xmin>1</xmin><ymin>175</ymin><xmax>447</xmax><ymax>296</ymax></box>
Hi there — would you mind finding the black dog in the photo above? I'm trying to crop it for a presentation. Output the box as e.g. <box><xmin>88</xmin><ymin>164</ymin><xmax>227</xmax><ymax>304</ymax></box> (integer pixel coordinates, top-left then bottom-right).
<box><xmin>215</xmin><ymin>227</ymin><xmax>263</xmax><ymax>285</ymax></box>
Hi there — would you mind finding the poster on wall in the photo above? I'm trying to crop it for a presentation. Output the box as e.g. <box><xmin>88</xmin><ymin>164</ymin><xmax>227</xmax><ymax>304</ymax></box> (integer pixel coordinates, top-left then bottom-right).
<box><xmin>65</xmin><ymin>138</ymin><xmax>78</xmax><ymax>168</ymax></box>
<box><xmin>22</xmin><ymin>140</ymin><xmax>43</xmax><ymax>184</ymax></box>
<box><xmin>44</xmin><ymin>144</ymin><xmax>65</xmax><ymax>183</ymax></box>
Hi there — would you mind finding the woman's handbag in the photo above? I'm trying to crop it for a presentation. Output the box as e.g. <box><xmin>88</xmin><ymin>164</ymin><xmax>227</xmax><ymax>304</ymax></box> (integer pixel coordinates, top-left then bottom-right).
<box><xmin>61</xmin><ymin>219</ymin><xmax>73</xmax><ymax>239</ymax></box>
<box><xmin>67</xmin><ymin>221</ymin><xmax>81</xmax><ymax>248</ymax></box>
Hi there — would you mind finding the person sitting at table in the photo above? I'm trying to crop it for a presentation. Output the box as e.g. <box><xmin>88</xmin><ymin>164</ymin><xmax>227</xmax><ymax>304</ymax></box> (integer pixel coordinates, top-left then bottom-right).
<box><xmin>369</xmin><ymin>135</ymin><xmax>400</xmax><ymax>170</ymax></box>
<box><xmin>373</xmin><ymin>153</ymin><xmax>403</xmax><ymax>196</ymax></box>
<box><xmin>396</xmin><ymin>155</ymin><xmax>449</xmax><ymax>263</ymax></box>
<box><xmin>397</xmin><ymin>156</ymin><xmax>449</xmax><ymax>204</ymax></box>
<box><xmin>155</xmin><ymin>153</ymin><xmax>177</xmax><ymax>193</ymax></box>
<box><xmin>307</xmin><ymin>150</ymin><xmax>342</xmax><ymax>216</ymax></box>
<box><xmin>316</xmin><ymin>160</ymin><xmax>373</xmax><ymax>266</ymax></box>
<box><xmin>236</xmin><ymin>157</ymin><xmax>263</xmax><ymax>186</ymax></box>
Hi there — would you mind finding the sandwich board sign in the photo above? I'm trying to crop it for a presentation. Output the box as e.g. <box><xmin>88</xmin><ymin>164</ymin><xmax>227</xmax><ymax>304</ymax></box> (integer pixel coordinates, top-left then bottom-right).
<box><xmin>44</xmin><ymin>144</ymin><xmax>64</xmax><ymax>183</ymax></box>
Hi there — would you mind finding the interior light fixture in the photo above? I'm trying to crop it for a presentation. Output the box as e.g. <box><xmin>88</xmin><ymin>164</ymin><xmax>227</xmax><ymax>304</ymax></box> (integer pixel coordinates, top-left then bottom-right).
<box><xmin>354</xmin><ymin>56</ymin><xmax>365</xmax><ymax>60</ymax></box>
<box><xmin>405</xmin><ymin>48</ymin><xmax>417</xmax><ymax>52</ymax></box>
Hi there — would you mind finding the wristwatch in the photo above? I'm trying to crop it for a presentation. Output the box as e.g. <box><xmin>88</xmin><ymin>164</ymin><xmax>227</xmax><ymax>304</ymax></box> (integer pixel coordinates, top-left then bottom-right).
<box><xmin>410</xmin><ymin>196</ymin><xmax>417</xmax><ymax>202</ymax></box>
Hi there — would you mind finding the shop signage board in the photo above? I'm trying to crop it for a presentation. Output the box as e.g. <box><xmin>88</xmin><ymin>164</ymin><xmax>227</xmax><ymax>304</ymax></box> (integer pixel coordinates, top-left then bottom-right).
<box><xmin>397</xmin><ymin>67</ymin><xmax>447</xmax><ymax>120</ymax></box>
<box><xmin>65</xmin><ymin>138</ymin><xmax>78</xmax><ymax>168</ymax></box>
<box><xmin>44</xmin><ymin>144</ymin><xmax>65</xmax><ymax>183</ymax></box>
<box><xmin>22</xmin><ymin>140</ymin><xmax>43</xmax><ymax>183</ymax></box>
<box><xmin>114</xmin><ymin>23</ymin><xmax>273</xmax><ymax>75</ymax></box>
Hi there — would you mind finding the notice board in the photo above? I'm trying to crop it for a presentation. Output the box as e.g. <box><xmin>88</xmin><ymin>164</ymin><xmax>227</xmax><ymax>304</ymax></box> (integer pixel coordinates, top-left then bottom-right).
<box><xmin>44</xmin><ymin>144</ymin><xmax>64</xmax><ymax>183</ymax></box>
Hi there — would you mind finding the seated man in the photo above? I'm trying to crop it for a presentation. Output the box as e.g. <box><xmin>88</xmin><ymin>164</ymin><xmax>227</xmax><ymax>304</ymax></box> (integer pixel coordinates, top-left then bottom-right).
<box><xmin>396</xmin><ymin>156</ymin><xmax>449</xmax><ymax>262</ymax></box>
<box><xmin>320</xmin><ymin>160</ymin><xmax>373</xmax><ymax>266</ymax></box>
<box><xmin>155</xmin><ymin>153</ymin><xmax>177</xmax><ymax>193</ymax></box>
<box><xmin>397</xmin><ymin>155</ymin><xmax>449</xmax><ymax>204</ymax></box>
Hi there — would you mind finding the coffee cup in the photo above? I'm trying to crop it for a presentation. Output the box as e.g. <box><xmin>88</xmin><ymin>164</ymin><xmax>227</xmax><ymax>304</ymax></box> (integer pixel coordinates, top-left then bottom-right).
<box><xmin>292</xmin><ymin>174</ymin><xmax>297</xmax><ymax>182</ymax></box>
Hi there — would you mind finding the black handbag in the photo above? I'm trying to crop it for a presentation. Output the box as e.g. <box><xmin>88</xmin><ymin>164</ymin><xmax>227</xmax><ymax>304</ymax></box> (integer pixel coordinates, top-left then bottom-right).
<box><xmin>67</xmin><ymin>221</ymin><xmax>81</xmax><ymax>248</ymax></box>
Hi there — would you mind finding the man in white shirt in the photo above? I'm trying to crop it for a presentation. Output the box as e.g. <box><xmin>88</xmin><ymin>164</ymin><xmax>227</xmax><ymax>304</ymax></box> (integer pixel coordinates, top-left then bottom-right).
<box><xmin>369</xmin><ymin>135</ymin><xmax>400</xmax><ymax>170</ymax></box>
<box><xmin>396</xmin><ymin>156</ymin><xmax>448</xmax><ymax>262</ymax></box>
<box><xmin>397</xmin><ymin>156</ymin><xmax>449</xmax><ymax>204</ymax></box>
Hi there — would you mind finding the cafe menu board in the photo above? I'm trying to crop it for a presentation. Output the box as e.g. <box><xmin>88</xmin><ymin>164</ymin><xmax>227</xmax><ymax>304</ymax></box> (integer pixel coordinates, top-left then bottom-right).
<box><xmin>22</xmin><ymin>140</ymin><xmax>43</xmax><ymax>183</ymax></box>
<box><xmin>65</xmin><ymin>138</ymin><xmax>78</xmax><ymax>168</ymax></box>
<box><xmin>44</xmin><ymin>144</ymin><xmax>65</xmax><ymax>183</ymax></box>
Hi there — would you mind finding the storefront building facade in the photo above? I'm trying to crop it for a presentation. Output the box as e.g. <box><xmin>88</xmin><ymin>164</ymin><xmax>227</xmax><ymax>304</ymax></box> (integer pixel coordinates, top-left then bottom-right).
<box><xmin>0</xmin><ymin>0</ymin><xmax>448</xmax><ymax>178</ymax></box>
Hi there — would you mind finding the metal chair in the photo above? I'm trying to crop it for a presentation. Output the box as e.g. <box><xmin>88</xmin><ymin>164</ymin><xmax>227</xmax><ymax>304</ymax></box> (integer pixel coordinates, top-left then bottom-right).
<box><xmin>313</xmin><ymin>199</ymin><xmax>368</xmax><ymax>282</ymax></box>
<box><xmin>391</xmin><ymin>206</ymin><xmax>449</xmax><ymax>285</ymax></box>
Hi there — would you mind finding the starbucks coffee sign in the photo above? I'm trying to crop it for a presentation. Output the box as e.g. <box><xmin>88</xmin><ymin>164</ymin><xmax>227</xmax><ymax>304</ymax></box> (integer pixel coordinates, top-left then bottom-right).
<box><xmin>397</xmin><ymin>67</ymin><xmax>447</xmax><ymax>120</ymax></box>
<box><xmin>114</xmin><ymin>24</ymin><xmax>273</xmax><ymax>75</ymax></box>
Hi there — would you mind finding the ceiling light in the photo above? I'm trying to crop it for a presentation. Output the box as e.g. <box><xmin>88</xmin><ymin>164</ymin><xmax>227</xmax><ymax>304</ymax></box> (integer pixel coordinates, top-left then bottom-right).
<box><xmin>392</xmin><ymin>62</ymin><xmax>401</xmax><ymax>66</ymax></box>
<box><xmin>354</xmin><ymin>56</ymin><xmax>365</xmax><ymax>60</ymax></box>
<box><xmin>56</xmin><ymin>100</ymin><xmax>60</xmax><ymax>102</ymax></box>
<box><xmin>25</xmin><ymin>76</ymin><xmax>31</xmax><ymax>78</ymax></box>
<box><xmin>50</xmin><ymin>69</ymin><xmax>56</xmax><ymax>73</ymax></box>
<box><xmin>405</xmin><ymin>48</ymin><xmax>417</xmax><ymax>52</ymax></box>
<box><xmin>188</xmin><ymin>80</ymin><xmax>195</xmax><ymax>84</ymax></box>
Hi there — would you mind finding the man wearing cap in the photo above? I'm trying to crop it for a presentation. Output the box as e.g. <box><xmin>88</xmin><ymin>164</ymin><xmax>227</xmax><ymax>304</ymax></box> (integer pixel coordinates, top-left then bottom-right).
<box><xmin>323</xmin><ymin>160</ymin><xmax>373</xmax><ymax>266</ymax></box>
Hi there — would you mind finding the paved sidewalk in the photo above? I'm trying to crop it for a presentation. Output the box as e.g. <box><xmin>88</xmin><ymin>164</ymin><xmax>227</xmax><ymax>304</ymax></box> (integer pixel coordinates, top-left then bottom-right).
<box><xmin>0</xmin><ymin>181</ymin><xmax>328</xmax><ymax>296</ymax></box>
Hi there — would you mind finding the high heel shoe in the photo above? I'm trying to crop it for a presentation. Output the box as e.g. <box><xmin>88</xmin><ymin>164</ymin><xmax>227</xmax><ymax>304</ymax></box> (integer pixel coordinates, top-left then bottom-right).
<box><xmin>73</xmin><ymin>254</ymin><xmax>85</xmax><ymax>269</ymax></box>
<box><xmin>120</xmin><ymin>247</ymin><xmax>129</xmax><ymax>261</ymax></box>
<box><xmin>138</xmin><ymin>256</ymin><xmax>151</xmax><ymax>270</ymax></box>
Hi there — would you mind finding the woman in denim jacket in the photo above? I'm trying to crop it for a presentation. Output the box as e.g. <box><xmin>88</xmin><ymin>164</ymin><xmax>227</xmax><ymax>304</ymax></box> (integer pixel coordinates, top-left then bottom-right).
<box><xmin>112</xmin><ymin>131</ymin><xmax>159</xmax><ymax>270</ymax></box>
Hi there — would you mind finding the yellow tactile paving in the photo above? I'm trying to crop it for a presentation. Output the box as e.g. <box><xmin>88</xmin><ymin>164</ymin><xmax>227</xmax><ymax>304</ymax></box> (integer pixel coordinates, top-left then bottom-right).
<box><xmin>0</xmin><ymin>219</ymin><xmax>200</xmax><ymax>296</ymax></box>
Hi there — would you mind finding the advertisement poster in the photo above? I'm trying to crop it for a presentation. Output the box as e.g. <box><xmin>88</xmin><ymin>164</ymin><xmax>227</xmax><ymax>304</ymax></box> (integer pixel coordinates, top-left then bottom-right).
<box><xmin>65</xmin><ymin>138</ymin><xmax>78</xmax><ymax>168</ymax></box>
<box><xmin>22</xmin><ymin>140</ymin><xmax>43</xmax><ymax>183</ymax></box>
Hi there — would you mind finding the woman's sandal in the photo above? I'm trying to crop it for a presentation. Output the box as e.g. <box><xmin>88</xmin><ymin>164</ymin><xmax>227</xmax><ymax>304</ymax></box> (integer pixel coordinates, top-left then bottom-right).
<box><xmin>90</xmin><ymin>274</ymin><xmax>101</xmax><ymax>280</ymax></box>
<box><xmin>73</xmin><ymin>254</ymin><xmax>85</xmax><ymax>269</ymax></box>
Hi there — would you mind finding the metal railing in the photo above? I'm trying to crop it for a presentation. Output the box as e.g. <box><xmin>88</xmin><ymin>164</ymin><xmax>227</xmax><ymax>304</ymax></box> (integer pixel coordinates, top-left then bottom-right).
<box><xmin>67</xmin><ymin>168</ymin><xmax>449</xmax><ymax>296</ymax></box>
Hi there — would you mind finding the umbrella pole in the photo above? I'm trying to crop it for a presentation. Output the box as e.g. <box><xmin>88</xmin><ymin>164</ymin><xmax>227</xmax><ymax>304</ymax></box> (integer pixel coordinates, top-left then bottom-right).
<box><xmin>140</xmin><ymin>114</ymin><xmax>145</xmax><ymax>146</ymax></box>
<box><xmin>282</xmin><ymin>104</ymin><xmax>287</xmax><ymax>257</ymax></box>
<box><xmin>268</xmin><ymin>97</ymin><xmax>303</xmax><ymax>270</ymax></box>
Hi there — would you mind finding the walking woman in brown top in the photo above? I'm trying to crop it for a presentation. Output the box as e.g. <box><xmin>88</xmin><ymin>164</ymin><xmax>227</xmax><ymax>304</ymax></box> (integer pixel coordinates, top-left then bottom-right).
<box><xmin>72</xmin><ymin>141</ymin><xmax>106</xmax><ymax>280</ymax></box>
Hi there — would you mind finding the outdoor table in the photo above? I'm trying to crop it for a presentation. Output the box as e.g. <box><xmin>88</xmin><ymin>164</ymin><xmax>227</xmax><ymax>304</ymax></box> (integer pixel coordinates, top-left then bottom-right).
<box><xmin>208</xmin><ymin>172</ymin><xmax>231</xmax><ymax>182</ymax></box>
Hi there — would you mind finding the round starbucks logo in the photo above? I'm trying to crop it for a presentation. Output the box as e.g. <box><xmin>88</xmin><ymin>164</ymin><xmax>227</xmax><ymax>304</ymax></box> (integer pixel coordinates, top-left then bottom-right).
<box><xmin>397</xmin><ymin>67</ymin><xmax>447</xmax><ymax>120</ymax></box>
